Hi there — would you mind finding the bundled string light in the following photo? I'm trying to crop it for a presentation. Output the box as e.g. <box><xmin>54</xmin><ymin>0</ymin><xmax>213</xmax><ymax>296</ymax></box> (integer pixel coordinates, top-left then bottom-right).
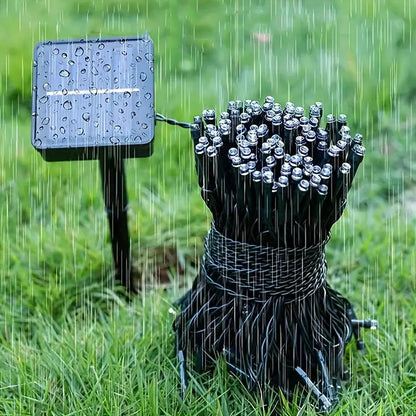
<box><xmin>174</xmin><ymin>98</ymin><xmax>376</xmax><ymax>411</ymax></box>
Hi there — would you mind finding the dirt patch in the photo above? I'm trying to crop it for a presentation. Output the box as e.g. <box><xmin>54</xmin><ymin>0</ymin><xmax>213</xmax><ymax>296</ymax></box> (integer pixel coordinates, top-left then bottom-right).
<box><xmin>134</xmin><ymin>245</ymin><xmax>186</xmax><ymax>290</ymax></box>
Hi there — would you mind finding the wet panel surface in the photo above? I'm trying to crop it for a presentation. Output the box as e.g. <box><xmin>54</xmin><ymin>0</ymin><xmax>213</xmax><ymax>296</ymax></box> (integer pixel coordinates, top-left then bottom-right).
<box><xmin>32</xmin><ymin>36</ymin><xmax>154</xmax><ymax>160</ymax></box>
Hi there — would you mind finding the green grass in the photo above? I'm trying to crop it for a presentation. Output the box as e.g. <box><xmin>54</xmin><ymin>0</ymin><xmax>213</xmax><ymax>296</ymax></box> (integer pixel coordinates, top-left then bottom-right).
<box><xmin>0</xmin><ymin>0</ymin><xmax>415</xmax><ymax>414</ymax></box>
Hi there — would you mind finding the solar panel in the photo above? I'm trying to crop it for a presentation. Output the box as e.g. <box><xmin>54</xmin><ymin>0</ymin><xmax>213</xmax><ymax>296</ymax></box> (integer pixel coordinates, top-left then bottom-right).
<box><xmin>31</xmin><ymin>36</ymin><xmax>154</xmax><ymax>161</ymax></box>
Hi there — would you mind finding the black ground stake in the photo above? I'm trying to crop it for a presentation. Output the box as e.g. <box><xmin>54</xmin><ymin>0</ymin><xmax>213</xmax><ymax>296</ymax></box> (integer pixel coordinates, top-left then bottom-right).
<box><xmin>99</xmin><ymin>156</ymin><xmax>132</xmax><ymax>290</ymax></box>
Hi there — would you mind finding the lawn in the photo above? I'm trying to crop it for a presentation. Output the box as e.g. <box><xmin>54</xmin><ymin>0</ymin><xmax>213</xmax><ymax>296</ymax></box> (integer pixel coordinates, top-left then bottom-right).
<box><xmin>0</xmin><ymin>0</ymin><xmax>415</xmax><ymax>414</ymax></box>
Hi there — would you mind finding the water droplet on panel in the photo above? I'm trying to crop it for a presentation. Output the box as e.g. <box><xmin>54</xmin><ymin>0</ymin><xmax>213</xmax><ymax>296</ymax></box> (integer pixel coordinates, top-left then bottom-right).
<box><xmin>81</xmin><ymin>68</ymin><xmax>86</xmax><ymax>74</ymax></box>
<box><xmin>144</xmin><ymin>92</ymin><xmax>152</xmax><ymax>99</ymax></box>
<box><xmin>62</xmin><ymin>52</ymin><xmax>68</xmax><ymax>59</ymax></box>
<box><xmin>60</xmin><ymin>126</ymin><xmax>66</xmax><ymax>134</ymax></box>
<box><xmin>68</xmin><ymin>60</ymin><xmax>75</xmax><ymax>65</ymax></box>
<box><xmin>39</xmin><ymin>95</ymin><xmax>48</xmax><ymax>104</ymax></box>
<box><xmin>114</xmin><ymin>77</ymin><xmax>119</xmax><ymax>84</ymax></box>
<box><xmin>43</xmin><ymin>82</ymin><xmax>51</xmax><ymax>90</ymax></box>
<box><xmin>135</xmin><ymin>101</ymin><xmax>142</xmax><ymax>108</ymax></box>
<box><xmin>94</xmin><ymin>121</ymin><xmax>99</xmax><ymax>128</ymax></box>
<box><xmin>62</xmin><ymin>88</ymin><xmax>68</xmax><ymax>95</ymax></box>
<box><xmin>98</xmin><ymin>43</ymin><xmax>105</xmax><ymax>50</ymax></box>
<box><xmin>141</xmin><ymin>123</ymin><xmax>148</xmax><ymax>129</ymax></box>
<box><xmin>91</xmin><ymin>66</ymin><xmax>99</xmax><ymax>76</ymax></box>
<box><xmin>103</xmin><ymin>64</ymin><xmax>111</xmax><ymax>72</ymax></box>
<box><xmin>109</xmin><ymin>136</ymin><xmax>120</xmax><ymax>144</ymax></box>
<box><xmin>33</xmin><ymin>60</ymin><xmax>38</xmax><ymax>67</ymax></box>
<box><xmin>123</xmin><ymin>91</ymin><xmax>131</xmax><ymax>98</ymax></box>
<box><xmin>77</xmin><ymin>127</ymin><xmax>84</xmax><ymax>135</ymax></box>
<box><xmin>82</xmin><ymin>112</ymin><xmax>90</xmax><ymax>121</ymax></box>
<box><xmin>53</xmin><ymin>133</ymin><xmax>58</xmax><ymax>139</ymax></box>
<box><xmin>140</xmin><ymin>72</ymin><xmax>147</xmax><ymax>81</ymax></box>
<box><xmin>89</xmin><ymin>87</ymin><xmax>98</xmax><ymax>95</ymax></box>
<box><xmin>135</xmin><ymin>56</ymin><xmax>142</xmax><ymax>62</ymax></box>
<box><xmin>52</xmin><ymin>48</ymin><xmax>59</xmax><ymax>55</ymax></box>
<box><xmin>63</xmin><ymin>100</ymin><xmax>73</xmax><ymax>110</ymax></box>
<box><xmin>59</xmin><ymin>69</ymin><xmax>70</xmax><ymax>77</ymax></box>
<box><xmin>122</xmin><ymin>50</ymin><xmax>127</xmax><ymax>56</ymax></box>
<box><xmin>41</xmin><ymin>117</ymin><xmax>50</xmax><ymax>125</ymax></box>
<box><xmin>75</xmin><ymin>46</ymin><xmax>84</xmax><ymax>56</ymax></box>
<box><xmin>114</xmin><ymin>125</ymin><xmax>121</xmax><ymax>132</ymax></box>
<box><xmin>85</xmin><ymin>56</ymin><xmax>90</xmax><ymax>62</ymax></box>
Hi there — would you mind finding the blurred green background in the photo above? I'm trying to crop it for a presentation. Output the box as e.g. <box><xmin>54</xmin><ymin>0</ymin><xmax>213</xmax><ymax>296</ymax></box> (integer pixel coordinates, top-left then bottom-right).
<box><xmin>0</xmin><ymin>0</ymin><xmax>415</xmax><ymax>414</ymax></box>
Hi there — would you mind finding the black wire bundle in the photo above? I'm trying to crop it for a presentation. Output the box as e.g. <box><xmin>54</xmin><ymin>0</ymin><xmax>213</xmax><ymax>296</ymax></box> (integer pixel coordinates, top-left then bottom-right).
<box><xmin>174</xmin><ymin>98</ymin><xmax>375</xmax><ymax>411</ymax></box>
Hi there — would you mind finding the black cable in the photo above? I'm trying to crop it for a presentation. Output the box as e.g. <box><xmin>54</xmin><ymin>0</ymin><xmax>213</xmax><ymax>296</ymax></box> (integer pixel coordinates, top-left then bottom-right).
<box><xmin>173</xmin><ymin>98</ymin><xmax>375</xmax><ymax>412</ymax></box>
<box><xmin>155</xmin><ymin>112</ymin><xmax>193</xmax><ymax>129</ymax></box>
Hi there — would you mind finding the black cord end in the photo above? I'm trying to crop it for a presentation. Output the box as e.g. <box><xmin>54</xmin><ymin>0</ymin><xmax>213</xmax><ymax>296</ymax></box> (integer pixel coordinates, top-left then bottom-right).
<box><xmin>155</xmin><ymin>112</ymin><xmax>193</xmax><ymax>129</ymax></box>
